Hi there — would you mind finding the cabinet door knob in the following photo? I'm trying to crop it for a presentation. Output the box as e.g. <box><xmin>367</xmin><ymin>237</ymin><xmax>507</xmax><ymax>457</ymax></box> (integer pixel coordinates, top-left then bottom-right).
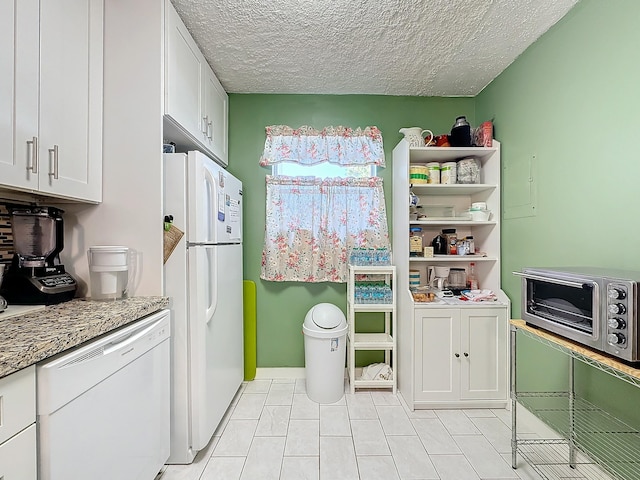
<box><xmin>464</xmin><ymin>352</ymin><xmax>469</xmax><ymax>357</ymax></box>
<box><xmin>454</xmin><ymin>353</ymin><xmax>460</xmax><ymax>358</ymax></box>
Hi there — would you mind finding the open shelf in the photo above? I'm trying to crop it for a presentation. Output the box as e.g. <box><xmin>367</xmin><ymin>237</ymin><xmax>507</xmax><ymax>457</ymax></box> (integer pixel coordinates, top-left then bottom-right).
<box><xmin>410</xmin><ymin>184</ymin><xmax>496</xmax><ymax>195</ymax></box>
<box><xmin>409</xmin><ymin>256</ymin><xmax>498</xmax><ymax>263</ymax></box>
<box><xmin>408</xmin><ymin>146</ymin><xmax>497</xmax><ymax>163</ymax></box>
<box><xmin>352</xmin><ymin>367</ymin><xmax>395</xmax><ymax>389</ymax></box>
<box><xmin>347</xmin><ymin>265</ymin><xmax>396</xmax><ymax>394</ymax></box>
<box><xmin>353</xmin><ymin>333</ymin><xmax>394</xmax><ymax>349</ymax></box>
<box><xmin>511</xmin><ymin>320</ymin><xmax>640</xmax><ymax>479</ymax></box>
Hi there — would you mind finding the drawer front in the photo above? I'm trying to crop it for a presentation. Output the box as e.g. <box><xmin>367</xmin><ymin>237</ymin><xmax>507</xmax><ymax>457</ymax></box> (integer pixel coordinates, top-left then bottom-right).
<box><xmin>0</xmin><ymin>424</ymin><xmax>37</xmax><ymax>480</ymax></box>
<box><xmin>0</xmin><ymin>366</ymin><xmax>36</xmax><ymax>444</ymax></box>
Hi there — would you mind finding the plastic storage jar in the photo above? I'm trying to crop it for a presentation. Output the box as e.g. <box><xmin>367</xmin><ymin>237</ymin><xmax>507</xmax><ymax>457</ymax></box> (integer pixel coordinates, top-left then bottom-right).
<box><xmin>426</xmin><ymin>162</ymin><xmax>440</xmax><ymax>184</ymax></box>
<box><xmin>441</xmin><ymin>162</ymin><xmax>457</xmax><ymax>184</ymax></box>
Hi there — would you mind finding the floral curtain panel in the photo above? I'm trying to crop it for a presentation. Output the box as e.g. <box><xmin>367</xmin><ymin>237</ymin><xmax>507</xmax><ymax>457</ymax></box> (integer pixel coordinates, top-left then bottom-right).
<box><xmin>261</xmin><ymin>175</ymin><xmax>390</xmax><ymax>283</ymax></box>
<box><xmin>259</xmin><ymin>125</ymin><xmax>385</xmax><ymax>167</ymax></box>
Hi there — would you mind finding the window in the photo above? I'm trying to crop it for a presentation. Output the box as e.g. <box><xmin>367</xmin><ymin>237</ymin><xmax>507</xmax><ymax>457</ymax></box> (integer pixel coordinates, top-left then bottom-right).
<box><xmin>260</xmin><ymin>125</ymin><xmax>390</xmax><ymax>283</ymax></box>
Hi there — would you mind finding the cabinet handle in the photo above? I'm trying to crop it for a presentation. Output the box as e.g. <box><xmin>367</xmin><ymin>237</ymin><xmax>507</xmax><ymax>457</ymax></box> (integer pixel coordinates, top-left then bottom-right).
<box><xmin>454</xmin><ymin>353</ymin><xmax>460</xmax><ymax>358</ymax></box>
<box><xmin>26</xmin><ymin>136</ymin><xmax>39</xmax><ymax>174</ymax></box>
<box><xmin>464</xmin><ymin>352</ymin><xmax>469</xmax><ymax>358</ymax></box>
<box><xmin>207</xmin><ymin>120</ymin><xmax>213</xmax><ymax>140</ymax></box>
<box><xmin>48</xmin><ymin>145</ymin><xmax>59</xmax><ymax>180</ymax></box>
<box><xmin>202</xmin><ymin>115</ymin><xmax>208</xmax><ymax>134</ymax></box>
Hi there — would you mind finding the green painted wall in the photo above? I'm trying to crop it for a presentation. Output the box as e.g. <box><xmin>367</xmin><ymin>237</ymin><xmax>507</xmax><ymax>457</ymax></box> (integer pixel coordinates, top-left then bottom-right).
<box><xmin>227</xmin><ymin>95</ymin><xmax>475</xmax><ymax>367</ymax></box>
<box><xmin>228</xmin><ymin>0</ymin><xmax>640</xmax><ymax>436</ymax></box>
<box><xmin>476</xmin><ymin>0</ymin><xmax>640</xmax><ymax>428</ymax></box>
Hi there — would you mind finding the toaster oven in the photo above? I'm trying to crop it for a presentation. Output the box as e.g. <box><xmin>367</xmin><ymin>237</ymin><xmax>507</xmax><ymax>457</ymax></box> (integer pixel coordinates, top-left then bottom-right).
<box><xmin>515</xmin><ymin>267</ymin><xmax>640</xmax><ymax>364</ymax></box>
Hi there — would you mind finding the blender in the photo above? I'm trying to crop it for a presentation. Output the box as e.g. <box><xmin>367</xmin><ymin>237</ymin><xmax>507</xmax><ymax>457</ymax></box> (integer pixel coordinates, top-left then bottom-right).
<box><xmin>0</xmin><ymin>206</ymin><xmax>77</xmax><ymax>305</ymax></box>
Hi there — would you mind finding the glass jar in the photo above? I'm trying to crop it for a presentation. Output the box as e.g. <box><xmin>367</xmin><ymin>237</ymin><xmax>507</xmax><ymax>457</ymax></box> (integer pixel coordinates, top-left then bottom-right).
<box><xmin>465</xmin><ymin>236</ymin><xmax>475</xmax><ymax>255</ymax></box>
<box><xmin>442</xmin><ymin>228</ymin><xmax>457</xmax><ymax>255</ymax></box>
<box><xmin>409</xmin><ymin>227</ymin><xmax>423</xmax><ymax>257</ymax></box>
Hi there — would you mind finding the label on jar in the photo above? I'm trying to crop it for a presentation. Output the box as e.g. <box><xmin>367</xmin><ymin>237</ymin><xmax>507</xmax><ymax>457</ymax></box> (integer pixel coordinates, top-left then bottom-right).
<box><xmin>441</xmin><ymin>162</ymin><xmax>457</xmax><ymax>184</ymax></box>
<box><xmin>409</xmin><ymin>235</ymin><xmax>423</xmax><ymax>254</ymax></box>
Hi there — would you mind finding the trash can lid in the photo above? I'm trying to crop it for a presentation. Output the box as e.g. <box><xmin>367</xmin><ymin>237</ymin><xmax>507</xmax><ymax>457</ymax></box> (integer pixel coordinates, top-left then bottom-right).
<box><xmin>304</xmin><ymin>303</ymin><xmax>346</xmax><ymax>330</ymax></box>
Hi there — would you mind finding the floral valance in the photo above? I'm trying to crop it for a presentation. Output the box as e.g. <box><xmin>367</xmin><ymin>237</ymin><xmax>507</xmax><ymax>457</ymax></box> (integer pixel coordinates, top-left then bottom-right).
<box><xmin>259</xmin><ymin>125</ymin><xmax>385</xmax><ymax>167</ymax></box>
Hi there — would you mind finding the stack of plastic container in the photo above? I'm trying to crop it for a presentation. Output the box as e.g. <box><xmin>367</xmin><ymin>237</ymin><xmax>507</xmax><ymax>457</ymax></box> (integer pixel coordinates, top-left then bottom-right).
<box><xmin>354</xmin><ymin>282</ymin><xmax>393</xmax><ymax>304</ymax></box>
<box><xmin>348</xmin><ymin>247</ymin><xmax>391</xmax><ymax>266</ymax></box>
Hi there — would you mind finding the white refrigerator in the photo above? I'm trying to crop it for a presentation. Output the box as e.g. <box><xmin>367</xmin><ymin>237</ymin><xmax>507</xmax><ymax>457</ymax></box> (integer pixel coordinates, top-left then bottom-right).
<box><xmin>163</xmin><ymin>150</ymin><xmax>244</xmax><ymax>464</ymax></box>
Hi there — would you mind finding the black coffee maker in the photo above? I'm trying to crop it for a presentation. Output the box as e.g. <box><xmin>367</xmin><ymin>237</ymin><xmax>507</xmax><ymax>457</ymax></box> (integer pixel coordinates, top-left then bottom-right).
<box><xmin>0</xmin><ymin>206</ymin><xmax>77</xmax><ymax>305</ymax></box>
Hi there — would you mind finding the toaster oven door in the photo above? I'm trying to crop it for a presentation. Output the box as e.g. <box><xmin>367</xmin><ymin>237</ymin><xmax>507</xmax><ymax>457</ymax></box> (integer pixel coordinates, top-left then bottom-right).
<box><xmin>517</xmin><ymin>271</ymin><xmax>601</xmax><ymax>348</ymax></box>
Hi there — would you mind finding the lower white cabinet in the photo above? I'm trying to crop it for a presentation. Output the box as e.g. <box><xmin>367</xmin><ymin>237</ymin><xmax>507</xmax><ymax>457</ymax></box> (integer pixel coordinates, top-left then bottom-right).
<box><xmin>0</xmin><ymin>366</ymin><xmax>36</xmax><ymax>480</ymax></box>
<box><xmin>0</xmin><ymin>425</ymin><xmax>36</xmax><ymax>480</ymax></box>
<box><xmin>413</xmin><ymin>306</ymin><xmax>508</xmax><ymax>408</ymax></box>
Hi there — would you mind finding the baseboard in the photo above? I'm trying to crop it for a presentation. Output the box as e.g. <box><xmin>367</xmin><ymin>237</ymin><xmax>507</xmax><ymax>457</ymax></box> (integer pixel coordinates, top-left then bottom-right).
<box><xmin>254</xmin><ymin>367</ymin><xmax>306</xmax><ymax>379</ymax></box>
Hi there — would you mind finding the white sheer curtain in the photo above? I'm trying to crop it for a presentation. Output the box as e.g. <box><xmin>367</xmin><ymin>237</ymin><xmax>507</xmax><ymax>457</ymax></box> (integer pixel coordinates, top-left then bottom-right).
<box><xmin>261</xmin><ymin>175</ymin><xmax>390</xmax><ymax>282</ymax></box>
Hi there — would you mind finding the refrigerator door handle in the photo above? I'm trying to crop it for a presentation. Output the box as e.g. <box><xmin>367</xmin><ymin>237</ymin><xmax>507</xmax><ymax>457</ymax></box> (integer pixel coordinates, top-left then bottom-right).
<box><xmin>203</xmin><ymin>166</ymin><xmax>217</xmax><ymax>242</ymax></box>
<box><xmin>205</xmin><ymin>247</ymin><xmax>218</xmax><ymax>323</ymax></box>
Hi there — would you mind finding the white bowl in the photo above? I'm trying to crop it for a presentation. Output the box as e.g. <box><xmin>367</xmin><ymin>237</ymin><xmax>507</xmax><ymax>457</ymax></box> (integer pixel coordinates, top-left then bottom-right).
<box><xmin>470</xmin><ymin>209</ymin><xmax>491</xmax><ymax>221</ymax></box>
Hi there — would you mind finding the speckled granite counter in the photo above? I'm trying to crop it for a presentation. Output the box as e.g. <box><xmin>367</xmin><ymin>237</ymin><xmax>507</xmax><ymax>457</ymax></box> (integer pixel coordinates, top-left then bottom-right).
<box><xmin>0</xmin><ymin>296</ymin><xmax>169</xmax><ymax>378</ymax></box>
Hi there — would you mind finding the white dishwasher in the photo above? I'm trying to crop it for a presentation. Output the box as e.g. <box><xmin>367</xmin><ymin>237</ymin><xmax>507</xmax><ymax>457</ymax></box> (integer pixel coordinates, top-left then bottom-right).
<box><xmin>37</xmin><ymin>309</ymin><xmax>170</xmax><ymax>480</ymax></box>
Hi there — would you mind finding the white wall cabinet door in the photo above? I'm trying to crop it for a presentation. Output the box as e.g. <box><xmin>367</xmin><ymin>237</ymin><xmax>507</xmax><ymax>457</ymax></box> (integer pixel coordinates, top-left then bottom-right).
<box><xmin>38</xmin><ymin>0</ymin><xmax>103</xmax><ymax>202</ymax></box>
<box><xmin>415</xmin><ymin>308</ymin><xmax>460</xmax><ymax>402</ymax></box>
<box><xmin>203</xmin><ymin>66</ymin><xmax>228</xmax><ymax>166</ymax></box>
<box><xmin>0</xmin><ymin>0</ymin><xmax>40</xmax><ymax>190</ymax></box>
<box><xmin>460</xmin><ymin>307</ymin><xmax>508</xmax><ymax>401</ymax></box>
<box><xmin>165</xmin><ymin>3</ymin><xmax>204</xmax><ymax>143</ymax></box>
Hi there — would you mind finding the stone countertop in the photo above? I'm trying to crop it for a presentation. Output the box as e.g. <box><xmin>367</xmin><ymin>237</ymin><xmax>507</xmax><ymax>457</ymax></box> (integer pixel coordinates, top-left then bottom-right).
<box><xmin>0</xmin><ymin>296</ymin><xmax>169</xmax><ymax>379</ymax></box>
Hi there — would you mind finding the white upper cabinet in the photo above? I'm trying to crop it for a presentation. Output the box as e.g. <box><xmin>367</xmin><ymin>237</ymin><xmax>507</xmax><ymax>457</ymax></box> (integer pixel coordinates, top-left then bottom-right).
<box><xmin>0</xmin><ymin>0</ymin><xmax>103</xmax><ymax>203</ymax></box>
<box><xmin>164</xmin><ymin>1</ymin><xmax>229</xmax><ymax>166</ymax></box>
<box><xmin>165</xmin><ymin>5</ymin><xmax>203</xmax><ymax>139</ymax></box>
<box><xmin>0</xmin><ymin>0</ymin><xmax>40</xmax><ymax>191</ymax></box>
<box><xmin>38</xmin><ymin>0</ymin><xmax>103</xmax><ymax>202</ymax></box>
<box><xmin>202</xmin><ymin>65</ymin><xmax>228</xmax><ymax>165</ymax></box>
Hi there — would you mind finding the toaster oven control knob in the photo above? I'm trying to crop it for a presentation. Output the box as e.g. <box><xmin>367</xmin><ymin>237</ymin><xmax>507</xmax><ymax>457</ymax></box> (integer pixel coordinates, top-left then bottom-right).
<box><xmin>608</xmin><ymin>303</ymin><xmax>626</xmax><ymax>315</ymax></box>
<box><xmin>607</xmin><ymin>332</ymin><xmax>626</xmax><ymax>346</ymax></box>
<box><xmin>608</xmin><ymin>318</ymin><xmax>626</xmax><ymax>330</ymax></box>
<box><xmin>608</xmin><ymin>287</ymin><xmax>626</xmax><ymax>300</ymax></box>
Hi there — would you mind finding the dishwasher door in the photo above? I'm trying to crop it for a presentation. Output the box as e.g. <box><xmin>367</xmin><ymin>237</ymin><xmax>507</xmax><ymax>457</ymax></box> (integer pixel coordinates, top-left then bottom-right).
<box><xmin>37</xmin><ymin>309</ymin><xmax>170</xmax><ymax>480</ymax></box>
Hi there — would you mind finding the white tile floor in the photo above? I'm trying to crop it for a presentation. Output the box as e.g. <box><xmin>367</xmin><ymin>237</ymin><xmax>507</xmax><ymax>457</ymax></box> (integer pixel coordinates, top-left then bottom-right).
<box><xmin>158</xmin><ymin>378</ymin><xmax>547</xmax><ymax>480</ymax></box>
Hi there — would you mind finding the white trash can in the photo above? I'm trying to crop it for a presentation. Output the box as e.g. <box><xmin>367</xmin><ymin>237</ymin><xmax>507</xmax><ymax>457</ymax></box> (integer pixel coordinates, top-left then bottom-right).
<box><xmin>303</xmin><ymin>303</ymin><xmax>348</xmax><ymax>404</ymax></box>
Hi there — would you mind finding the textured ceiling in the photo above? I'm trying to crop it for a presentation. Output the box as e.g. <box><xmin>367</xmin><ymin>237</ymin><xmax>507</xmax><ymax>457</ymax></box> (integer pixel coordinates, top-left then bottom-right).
<box><xmin>171</xmin><ymin>0</ymin><xmax>579</xmax><ymax>96</ymax></box>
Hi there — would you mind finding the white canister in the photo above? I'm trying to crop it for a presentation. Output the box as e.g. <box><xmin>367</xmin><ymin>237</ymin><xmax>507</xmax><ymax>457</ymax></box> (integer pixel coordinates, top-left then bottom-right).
<box><xmin>87</xmin><ymin>246</ymin><xmax>131</xmax><ymax>300</ymax></box>
<box><xmin>426</xmin><ymin>162</ymin><xmax>440</xmax><ymax>184</ymax></box>
<box><xmin>441</xmin><ymin>162</ymin><xmax>457</xmax><ymax>184</ymax></box>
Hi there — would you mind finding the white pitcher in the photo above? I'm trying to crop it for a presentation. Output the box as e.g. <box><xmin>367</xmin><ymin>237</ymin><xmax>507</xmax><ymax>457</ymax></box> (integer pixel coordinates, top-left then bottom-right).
<box><xmin>399</xmin><ymin>127</ymin><xmax>434</xmax><ymax>147</ymax></box>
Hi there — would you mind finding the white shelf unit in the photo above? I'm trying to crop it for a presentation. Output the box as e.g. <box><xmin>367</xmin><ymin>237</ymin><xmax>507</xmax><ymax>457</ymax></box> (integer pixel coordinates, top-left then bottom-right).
<box><xmin>392</xmin><ymin>140</ymin><xmax>510</xmax><ymax>410</ymax></box>
<box><xmin>346</xmin><ymin>265</ymin><xmax>397</xmax><ymax>394</ymax></box>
